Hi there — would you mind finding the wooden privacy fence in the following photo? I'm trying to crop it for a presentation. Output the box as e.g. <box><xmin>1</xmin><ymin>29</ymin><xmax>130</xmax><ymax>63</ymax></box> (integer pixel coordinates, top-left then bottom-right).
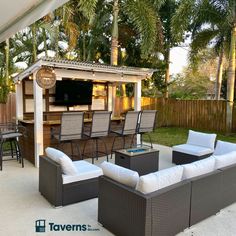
<box><xmin>0</xmin><ymin>93</ymin><xmax>16</xmax><ymax>124</ymax></box>
<box><xmin>115</xmin><ymin>97</ymin><xmax>229</xmax><ymax>133</ymax></box>
<box><xmin>1</xmin><ymin>94</ymin><xmax>235</xmax><ymax>133</ymax></box>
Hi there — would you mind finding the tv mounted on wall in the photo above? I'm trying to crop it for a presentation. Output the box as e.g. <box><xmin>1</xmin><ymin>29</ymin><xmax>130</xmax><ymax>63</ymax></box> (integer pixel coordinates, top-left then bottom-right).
<box><xmin>54</xmin><ymin>80</ymin><xmax>93</xmax><ymax>106</ymax></box>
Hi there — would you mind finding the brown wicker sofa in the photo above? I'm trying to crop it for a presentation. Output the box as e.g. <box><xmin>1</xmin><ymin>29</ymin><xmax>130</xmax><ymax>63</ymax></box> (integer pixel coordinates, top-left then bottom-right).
<box><xmin>98</xmin><ymin>162</ymin><xmax>236</xmax><ymax>236</ymax></box>
<box><xmin>98</xmin><ymin>175</ymin><xmax>191</xmax><ymax>236</ymax></box>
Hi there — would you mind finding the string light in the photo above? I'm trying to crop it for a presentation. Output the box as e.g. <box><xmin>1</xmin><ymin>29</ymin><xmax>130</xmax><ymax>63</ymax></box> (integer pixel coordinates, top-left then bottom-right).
<box><xmin>92</xmin><ymin>70</ymin><xmax>95</xmax><ymax>77</ymax></box>
<box><xmin>121</xmin><ymin>73</ymin><xmax>124</xmax><ymax>79</ymax></box>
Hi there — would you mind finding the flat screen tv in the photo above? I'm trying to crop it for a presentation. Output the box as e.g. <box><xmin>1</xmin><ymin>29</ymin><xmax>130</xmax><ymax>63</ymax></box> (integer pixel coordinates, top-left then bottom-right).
<box><xmin>54</xmin><ymin>80</ymin><xmax>93</xmax><ymax>106</ymax></box>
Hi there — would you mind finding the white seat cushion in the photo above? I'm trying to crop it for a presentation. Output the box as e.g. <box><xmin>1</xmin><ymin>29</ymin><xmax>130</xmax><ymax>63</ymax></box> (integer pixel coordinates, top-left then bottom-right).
<box><xmin>214</xmin><ymin>140</ymin><xmax>236</xmax><ymax>155</ymax></box>
<box><xmin>100</xmin><ymin>161</ymin><xmax>139</xmax><ymax>188</ymax></box>
<box><xmin>213</xmin><ymin>151</ymin><xmax>236</xmax><ymax>169</ymax></box>
<box><xmin>182</xmin><ymin>157</ymin><xmax>215</xmax><ymax>180</ymax></box>
<box><xmin>45</xmin><ymin>147</ymin><xmax>78</xmax><ymax>176</ymax></box>
<box><xmin>136</xmin><ymin>166</ymin><xmax>184</xmax><ymax>194</ymax></box>
<box><xmin>62</xmin><ymin>160</ymin><xmax>103</xmax><ymax>184</ymax></box>
<box><xmin>172</xmin><ymin>144</ymin><xmax>213</xmax><ymax>156</ymax></box>
<box><xmin>187</xmin><ymin>130</ymin><xmax>216</xmax><ymax>150</ymax></box>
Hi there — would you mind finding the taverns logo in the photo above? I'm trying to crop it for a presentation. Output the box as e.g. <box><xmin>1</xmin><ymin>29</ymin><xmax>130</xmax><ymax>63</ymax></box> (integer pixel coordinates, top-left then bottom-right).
<box><xmin>35</xmin><ymin>220</ymin><xmax>46</xmax><ymax>233</ymax></box>
<box><xmin>35</xmin><ymin>219</ymin><xmax>99</xmax><ymax>233</ymax></box>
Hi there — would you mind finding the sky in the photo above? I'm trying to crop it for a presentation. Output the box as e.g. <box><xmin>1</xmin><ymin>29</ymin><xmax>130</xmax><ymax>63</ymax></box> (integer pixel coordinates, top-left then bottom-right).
<box><xmin>170</xmin><ymin>46</ymin><xmax>189</xmax><ymax>75</ymax></box>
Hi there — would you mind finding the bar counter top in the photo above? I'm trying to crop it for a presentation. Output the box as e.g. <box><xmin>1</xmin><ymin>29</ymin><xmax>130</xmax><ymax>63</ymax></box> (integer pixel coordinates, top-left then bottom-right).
<box><xmin>18</xmin><ymin>116</ymin><xmax>124</xmax><ymax>125</ymax></box>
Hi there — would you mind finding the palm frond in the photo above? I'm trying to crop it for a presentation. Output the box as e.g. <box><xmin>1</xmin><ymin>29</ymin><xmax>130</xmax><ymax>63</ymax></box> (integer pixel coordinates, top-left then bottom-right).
<box><xmin>123</xmin><ymin>0</ymin><xmax>158</xmax><ymax>58</ymax></box>
<box><xmin>191</xmin><ymin>28</ymin><xmax>219</xmax><ymax>52</ymax></box>
<box><xmin>171</xmin><ymin>0</ymin><xmax>195</xmax><ymax>42</ymax></box>
<box><xmin>189</xmin><ymin>28</ymin><xmax>219</xmax><ymax>64</ymax></box>
<box><xmin>65</xmin><ymin>22</ymin><xmax>80</xmax><ymax>49</ymax></box>
<box><xmin>77</xmin><ymin>0</ymin><xmax>98</xmax><ymax>20</ymax></box>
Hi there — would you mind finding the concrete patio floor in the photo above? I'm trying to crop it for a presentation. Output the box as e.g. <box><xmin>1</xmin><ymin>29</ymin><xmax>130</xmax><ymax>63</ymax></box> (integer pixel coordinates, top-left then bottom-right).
<box><xmin>1</xmin><ymin>144</ymin><xmax>236</xmax><ymax>236</ymax></box>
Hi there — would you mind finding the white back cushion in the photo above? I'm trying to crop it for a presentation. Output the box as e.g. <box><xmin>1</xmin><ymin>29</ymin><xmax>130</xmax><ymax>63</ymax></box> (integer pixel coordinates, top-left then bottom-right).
<box><xmin>100</xmin><ymin>162</ymin><xmax>139</xmax><ymax>188</ymax></box>
<box><xmin>213</xmin><ymin>151</ymin><xmax>236</xmax><ymax>169</ymax></box>
<box><xmin>45</xmin><ymin>147</ymin><xmax>78</xmax><ymax>176</ymax></box>
<box><xmin>45</xmin><ymin>147</ymin><xmax>62</xmax><ymax>163</ymax></box>
<box><xmin>187</xmin><ymin>130</ymin><xmax>216</xmax><ymax>150</ymax></box>
<box><xmin>136</xmin><ymin>166</ymin><xmax>184</xmax><ymax>194</ymax></box>
<box><xmin>182</xmin><ymin>157</ymin><xmax>215</xmax><ymax>180</ymax></box>
<box><xmin>214</xmin><ymin>140</ymin><xmax>236</xmax><ymax>155</ymax></box>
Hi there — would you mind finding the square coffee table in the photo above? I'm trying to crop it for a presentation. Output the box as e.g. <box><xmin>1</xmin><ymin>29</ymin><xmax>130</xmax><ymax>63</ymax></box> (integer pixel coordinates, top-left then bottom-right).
<box><xmin>115</xmin><ymin>147</ymin><xmax>159</xmax><ymax>175</ymax></box>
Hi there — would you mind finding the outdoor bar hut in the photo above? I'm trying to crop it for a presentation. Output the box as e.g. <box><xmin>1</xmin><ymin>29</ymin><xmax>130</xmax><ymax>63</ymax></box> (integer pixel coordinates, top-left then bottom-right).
<box><xmin>13</xmin><ymin>57</ymin><xmax>155</xmax><ymax>167</ymax></box>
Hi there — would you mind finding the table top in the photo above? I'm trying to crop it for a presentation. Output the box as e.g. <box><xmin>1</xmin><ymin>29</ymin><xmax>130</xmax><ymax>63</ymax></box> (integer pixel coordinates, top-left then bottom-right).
<box><xmin>115</xmin><ymin>147</ymin><xmax>159</xmax><ymax>157</ymax></box>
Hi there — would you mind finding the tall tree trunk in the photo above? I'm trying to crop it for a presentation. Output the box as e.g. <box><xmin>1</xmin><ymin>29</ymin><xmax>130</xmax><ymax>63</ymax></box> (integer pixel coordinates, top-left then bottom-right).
<box><xmin>5</xmin><ymin>39</ymin><xmax>9</xmax><ymax>86</ymax></box>
<box><xmin>164</xmin><ymin>47</ymin><xmax>170</xmax><ymax>98</ymax></box>
<box><xmin>111</xmin><ymin>0</ymin><xmax>119</xmax><ymax>66</ymax></box>
<box><xmin>226</xmin><ymin>24</ymin><xmax>236</xmax><ymax>133</ymax></box>
<box><xmin>55</xmin><ymin>25</ymin><xmax>59</xmax><ymax>58</ymax></box>
<box><xmin>215</xmin><ymin>49</ymin><xmax>224</xmax><ymax>100</ymax></box>
<box><xmin>32</xmin><ymin>23</ymin><xmax>37</xmax><ymax>62</ymax></box>
<box><xmin>83</xmin><ymin>31</ymin><xmax>86</xmax><ymax>61</ymax></box>
<box><xmin>43</xmin><ymin>28</ymin><xmax>48</xmax><ymax>57</ymax></box>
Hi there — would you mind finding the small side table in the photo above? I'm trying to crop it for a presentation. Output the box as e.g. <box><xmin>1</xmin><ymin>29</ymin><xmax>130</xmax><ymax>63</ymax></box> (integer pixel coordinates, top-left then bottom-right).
<box><xmin>115</xmin><ymin>147</ymin><xmax>159</xmax><ymax>175</ymax></box>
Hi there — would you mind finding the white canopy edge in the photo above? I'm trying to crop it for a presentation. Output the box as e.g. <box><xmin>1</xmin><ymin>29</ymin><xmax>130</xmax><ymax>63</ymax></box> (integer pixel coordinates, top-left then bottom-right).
<box><xmin>0</xmin><ymin>0</ymin><xmax>70</xmax><ymax>43</ymax></box>
<box><xmin>13</xmin><ymin>58</ymin><xmax>156</xmax><ymax>83</ymax></box>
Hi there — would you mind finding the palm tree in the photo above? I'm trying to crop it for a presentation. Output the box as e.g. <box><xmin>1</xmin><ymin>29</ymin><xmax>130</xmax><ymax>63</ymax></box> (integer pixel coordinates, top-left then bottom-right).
<box><xmin>55</xmin><ymin>0</ymin><xmax>98</xmax><ymax>59</ymax></box>
<box><xmin>172</xmin><ymin>0</ymin><xmax>236</xmax><ymax>131</ymax></box>
<box><xmin>110</xmin><ymin>0</ymin><xmax>160</xmax><ymax>66</ymax></box>
<box><xmin>158</xmin><ymin>0</ymin><xmax>179</xmax><ymax>98</ymax></box>
<box><xmin>31</xmin><ymin>23</ymin><xmax>37</xmax><ymax>62</ymax></box>
<box><xmin>5</xmin><ymin>39</ymin><xmax>10</xmax><ymax>86</ymax></box>
<box><xmin>187</xmin><ymin>0</ymin><xmax>230</xmax><ymax>100</ymax></box>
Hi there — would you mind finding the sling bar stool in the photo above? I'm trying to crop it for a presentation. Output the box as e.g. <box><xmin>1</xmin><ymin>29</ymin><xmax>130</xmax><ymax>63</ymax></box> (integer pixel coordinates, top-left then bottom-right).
<box><xmin>111</xmin><ymin>111</ymin><xmax>140</xmax><ymax>157</ymax></box>
<box><xmin>0</xmin><ymin>123</ymin><xmax>25</xmax><ymax>170</ymax></box>
<box><xmin>137</xmin><ymin>110</ymin><xmax>157</xmax><ymax>148</ymax></box>
<box><xmin>83</xmin><ymin>111</ymin><xmax>112</xmax><ymax>164</ymax></box>
<box><xmin>52</xmin><ymin>112</ymin><xmax>84</xmax><ymax>160</ymax></box>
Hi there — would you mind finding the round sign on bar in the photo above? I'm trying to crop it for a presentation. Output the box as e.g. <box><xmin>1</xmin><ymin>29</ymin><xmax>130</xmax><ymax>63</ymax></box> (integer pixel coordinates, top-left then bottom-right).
<box><xmin>36</xmin><ymin>67</ymin><xmax>56</xmax><ymax>89</ymax></box>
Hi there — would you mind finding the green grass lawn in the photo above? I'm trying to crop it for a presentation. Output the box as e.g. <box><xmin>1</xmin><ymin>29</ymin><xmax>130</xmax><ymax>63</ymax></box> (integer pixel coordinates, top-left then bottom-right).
<box><xmin>143</xmin><ymin>127</ymin><xmax>236</xmax><ymax>147</ymax></box>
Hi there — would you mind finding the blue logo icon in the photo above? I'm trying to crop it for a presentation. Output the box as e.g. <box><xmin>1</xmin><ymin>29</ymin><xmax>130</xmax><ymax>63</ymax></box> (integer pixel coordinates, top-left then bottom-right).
<box><xmin>35</xmin><ymin>219</ymin><xmax>46</xmax><ymax>233</ymax></box>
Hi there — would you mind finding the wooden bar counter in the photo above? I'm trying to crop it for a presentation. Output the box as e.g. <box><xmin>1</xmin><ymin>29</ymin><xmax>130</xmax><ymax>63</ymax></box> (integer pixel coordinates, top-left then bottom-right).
<box><xmin>19</xmin><ymin>117</ymin><xmax>134</xmax><ymax>164</ymax></box>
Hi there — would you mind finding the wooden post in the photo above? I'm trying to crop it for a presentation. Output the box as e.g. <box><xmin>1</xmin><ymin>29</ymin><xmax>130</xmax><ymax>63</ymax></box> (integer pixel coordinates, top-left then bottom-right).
<box><xmin>134</xmin><ymin>80</ymin><xmax>142</xmax><ymax>144</ymax></box>
<box><xmin>15</xmin><ymin>82</ymin><xmax>23</xmax><ymax>121</ymax></box>
<box><xmin>33</xmin><ymin>73</ymin><xmax>44</xmax><ymax>167</ymax></box>
<box><xmin>134</xmin><ymin>80</ymin><xmax>141</xmax><ymax>111</ymax></box>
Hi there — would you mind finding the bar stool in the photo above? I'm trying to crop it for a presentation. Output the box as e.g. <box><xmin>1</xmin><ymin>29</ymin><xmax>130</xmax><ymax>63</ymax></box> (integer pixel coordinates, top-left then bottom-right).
<box><xmin>136</xmin><ymin>110</ymin><xmax>157</xmax><ymax>148</ymax></box>
<box><xmin>110</xmin><ymin>111</ymin><xmax>140</xmax><ymax>157</ymax></box>
<box><xmin>52</xmin><ymin>112</ymin><xmax>84</xmax><ymax>160</ymax></box>
<box><xmin>0</xmin><ymin>123</ymin><xmax>24</xmax><ymax>171</ymax></box>
<box><xmin>83</xmin><ymin>111</ymin><xmax>112</xmax><ymax>164</ymax></box>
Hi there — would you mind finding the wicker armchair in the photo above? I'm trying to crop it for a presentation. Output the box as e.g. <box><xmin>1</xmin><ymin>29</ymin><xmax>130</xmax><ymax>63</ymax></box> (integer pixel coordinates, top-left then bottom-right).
<box><xmin>39</xmin><ymin>155</ymin><xmax>102</xmax><ymax>207</ymax></box>
<box><xmin>172</xmin><ymin>130</ymin><xmax>216</xmax><ymax>165</ymax></box>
